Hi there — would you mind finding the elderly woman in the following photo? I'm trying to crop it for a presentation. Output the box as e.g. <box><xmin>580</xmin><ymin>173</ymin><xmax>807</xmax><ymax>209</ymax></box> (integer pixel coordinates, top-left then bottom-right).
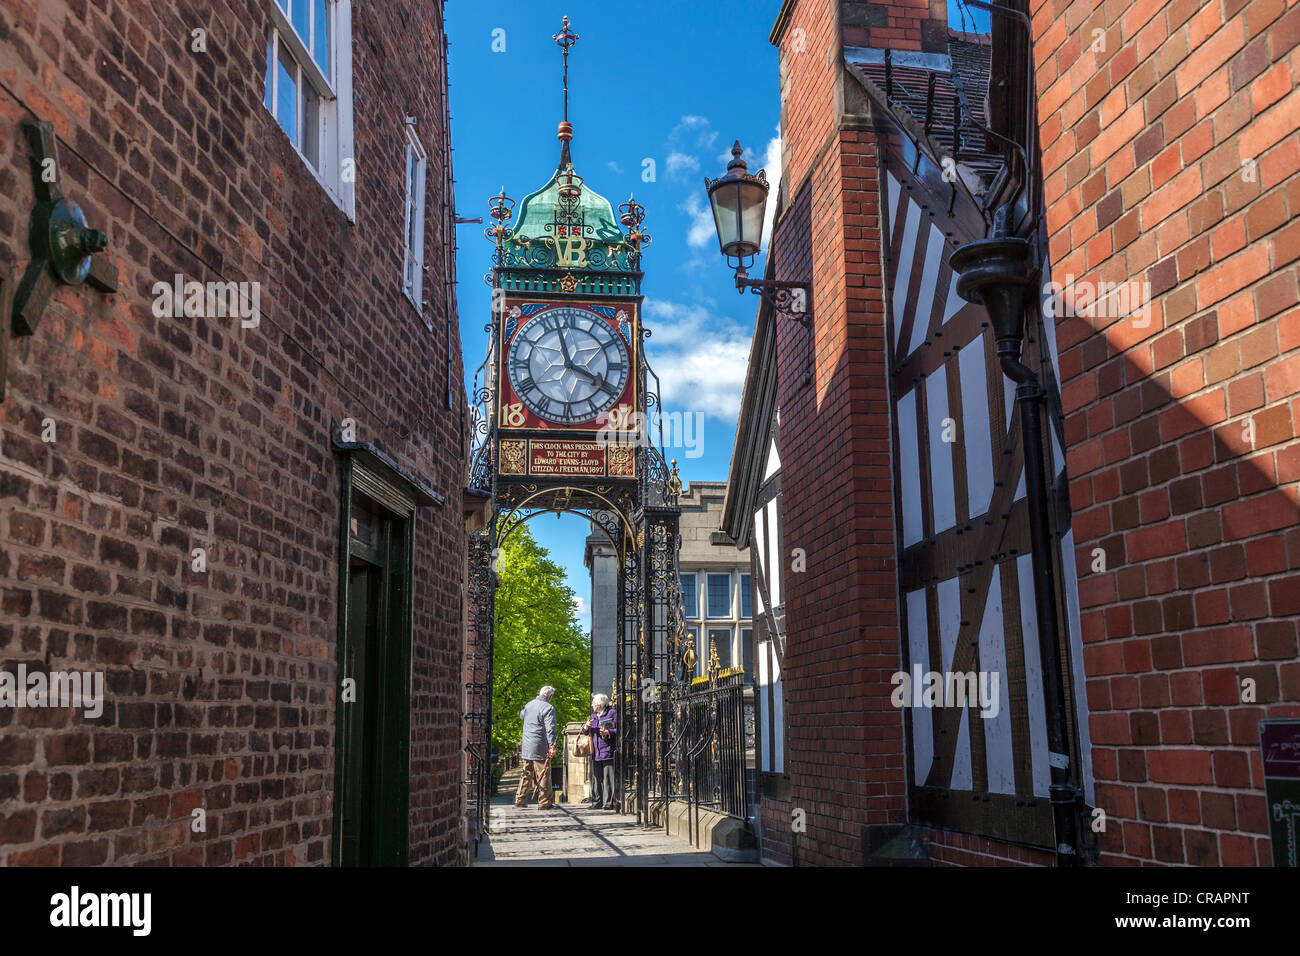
<box><xmin>582</xmin><ymin>693</ymin><xmax>618</xmax><ymax>810</ymax></box>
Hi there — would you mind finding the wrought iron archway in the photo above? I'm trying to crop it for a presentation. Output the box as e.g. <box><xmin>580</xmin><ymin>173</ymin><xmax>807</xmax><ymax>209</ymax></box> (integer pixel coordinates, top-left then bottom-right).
<box><xmin>458</xmin><ymin>16</ymin><xmax>733</xmax><ymax>853</ymax></box>
<box><xmin>464</xmin><ymin>365</ymin><xmax>689</xmax><ymax>847</ymax></box>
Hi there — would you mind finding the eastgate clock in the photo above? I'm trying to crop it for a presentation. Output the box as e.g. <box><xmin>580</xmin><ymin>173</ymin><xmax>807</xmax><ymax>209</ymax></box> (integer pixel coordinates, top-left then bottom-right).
<box><xmin>506</xmin><ymin>305</ymin><xmax>630</xmax><ymax>424</ymax></box>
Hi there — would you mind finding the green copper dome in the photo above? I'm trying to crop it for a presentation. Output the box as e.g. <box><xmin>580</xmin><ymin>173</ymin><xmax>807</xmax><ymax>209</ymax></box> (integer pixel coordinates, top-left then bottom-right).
<box><xmin>511</xmin><ymin>167</ymin><xmax>624</xmax><ymax>244</ymax></box>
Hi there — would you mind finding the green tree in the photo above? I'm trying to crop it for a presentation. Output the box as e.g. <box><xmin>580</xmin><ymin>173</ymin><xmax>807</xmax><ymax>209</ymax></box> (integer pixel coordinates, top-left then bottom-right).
<box><xmin>491</xmin><ymin>524</ymin><xmax>590</xmax><ymax>760</ymax></box>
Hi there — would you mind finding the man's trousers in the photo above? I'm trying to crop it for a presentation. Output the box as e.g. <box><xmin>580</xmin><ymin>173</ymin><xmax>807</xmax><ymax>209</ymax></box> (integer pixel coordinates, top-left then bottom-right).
<box><xmin>515</xmin><ymin>759</ymin><xmax>553</xmax><ymax>808</ymax></box>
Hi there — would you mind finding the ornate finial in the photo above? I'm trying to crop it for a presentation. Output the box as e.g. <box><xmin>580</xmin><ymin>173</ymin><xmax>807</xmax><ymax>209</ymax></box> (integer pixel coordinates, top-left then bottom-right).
<box><xmin>484</xmin><ymin>187</ymin><xmax>515</xmax><ymax>258</ymax></box>
<box><xmin>557</xmin><ymin>164</ymin><xmax>584</xmax><ymax>200</ymax></box>
<box><xmin>619</xmin><ymin>194</ymin><xmax>644</xmax><ymax>229</ymax></box>
<box><xmin>553</xmin><ymin>16</ymin><xmax>579</xmax><ymax>163</ymax></box>
<box><xmin>619</xmin><ymin>193</ymin><xmax>651</xmax><ymax>267</ymax></box>
<box><xmin>668</xmin><ymin>458</ymin><xmax>682</xmax><ymax>498</ymax></box>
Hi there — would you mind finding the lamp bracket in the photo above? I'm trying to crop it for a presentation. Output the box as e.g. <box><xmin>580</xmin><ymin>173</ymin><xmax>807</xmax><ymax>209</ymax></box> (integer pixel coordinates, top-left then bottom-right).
<box><xmin>735</xmin><ymin>273</ymin><xmax>813</xmax><ymax>328</ymax></box>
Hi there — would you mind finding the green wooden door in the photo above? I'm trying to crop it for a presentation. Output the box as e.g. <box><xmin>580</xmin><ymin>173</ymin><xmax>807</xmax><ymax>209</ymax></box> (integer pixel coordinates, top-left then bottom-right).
<box><xmin>335</xmin><ymin>486</ymin><xmax>412</xmax><ymax>866</ymax></box>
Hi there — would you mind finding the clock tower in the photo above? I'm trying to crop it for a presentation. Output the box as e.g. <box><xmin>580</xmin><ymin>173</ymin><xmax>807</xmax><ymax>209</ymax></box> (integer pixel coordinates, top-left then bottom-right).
<box><xmin>464</xmin><ymin>18</ymin><xmax>685</xmax><ymax>831</ymax></box>
<box><xmin>483</xmin><ymin>17</ymin><xmax>650</xmax><ymax>480</ymax></box>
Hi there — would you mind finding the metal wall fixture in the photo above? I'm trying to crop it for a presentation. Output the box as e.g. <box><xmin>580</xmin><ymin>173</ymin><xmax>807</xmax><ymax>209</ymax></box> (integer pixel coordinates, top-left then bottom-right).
<box><xmin>3</xmin><ymin>121</ymin><xmax>118</xmax><ymax>400</ymax></box>
<box><xmin>705</xmin><ymin>141</ymin><xmax>812</xmax><ymax>327</ymax></box>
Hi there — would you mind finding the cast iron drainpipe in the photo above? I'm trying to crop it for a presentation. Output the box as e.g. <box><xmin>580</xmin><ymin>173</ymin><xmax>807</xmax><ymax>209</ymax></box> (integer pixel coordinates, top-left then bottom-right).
<box><xmin>949</xmin><ymin>235</ymin><xmax>1083</xmax><ymax>867</ymax></box>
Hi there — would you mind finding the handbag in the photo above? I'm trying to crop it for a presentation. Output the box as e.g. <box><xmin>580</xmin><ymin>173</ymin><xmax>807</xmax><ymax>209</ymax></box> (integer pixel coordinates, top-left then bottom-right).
<box><xmin>573</xmin><ymin>732</ymin><xmax>592</xmax><ymax>758</ymax></box>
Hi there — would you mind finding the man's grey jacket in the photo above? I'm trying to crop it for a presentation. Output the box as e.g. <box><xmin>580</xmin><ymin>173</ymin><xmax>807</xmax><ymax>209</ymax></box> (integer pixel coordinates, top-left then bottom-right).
<box><xmin>519</xmin><ymin>696</ymin><xmax>557</xmax><ymax>761</ymax></box>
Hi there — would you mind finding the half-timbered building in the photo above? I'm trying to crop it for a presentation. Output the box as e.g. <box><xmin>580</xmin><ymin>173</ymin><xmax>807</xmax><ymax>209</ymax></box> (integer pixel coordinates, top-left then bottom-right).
<box><xmin>723</xmin><ymin>271</ymin><xmax>790</xmax><ymax>859</ymax></box>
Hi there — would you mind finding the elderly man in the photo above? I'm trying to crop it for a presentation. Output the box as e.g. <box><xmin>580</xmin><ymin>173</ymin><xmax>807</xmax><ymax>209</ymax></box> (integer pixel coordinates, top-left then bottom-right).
<box><xmin>515</xmin><ymin>685</ymin><xmax>558</xmax><ymax>809</ymax></box>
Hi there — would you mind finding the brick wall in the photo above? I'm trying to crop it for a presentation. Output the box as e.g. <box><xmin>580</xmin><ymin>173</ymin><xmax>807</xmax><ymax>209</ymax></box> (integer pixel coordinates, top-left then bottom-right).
<box><xmin>0</xmin><ymin>0</ymin><xmax>467</xmax><ymax>865</ymax></box>
<box><xmin>770</xmin><ymin>0</ymin><xmax>905</xmax><ymax>866</ymax></box>
<box><xmin>758</xmin><ymin>796</ymin><xmax>793</xmax><ymax>865</ymax></box>
<box><xmin>1033</xmin><ymin>0</ymin><xmax>1300</xmax><ymax>865</ymax></box>
<box><xmin>925</xmin><ymin>830</ymin><xmax>1057</xmax><ymax>866</ymax></box>
<box><xmin>840</xmin><ymin>0</ymin><xmax>948</xmax><ymax>52</ymax></box>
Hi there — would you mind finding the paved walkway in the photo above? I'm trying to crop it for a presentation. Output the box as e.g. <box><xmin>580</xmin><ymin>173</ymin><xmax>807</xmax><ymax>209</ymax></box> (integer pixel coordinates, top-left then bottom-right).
<box><xmin>472</xmin><ymin>767</ymin><xmax>751</xmax><ymax>867</ymax></box>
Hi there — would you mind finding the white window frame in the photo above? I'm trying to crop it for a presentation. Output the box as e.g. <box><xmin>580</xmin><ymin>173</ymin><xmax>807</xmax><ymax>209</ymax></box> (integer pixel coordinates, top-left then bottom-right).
<box><xmin>402</xmin><ymin>124</ymin><xmax>428</xmax><ymax>318</ymax></box>
<box><xmin>705</xmin><ymin>571</ymin><xmax>732</xmax><ymax>620</ymax></box>
<box><xmin>265</xmin><ymin>0</ymin><xmax>355</xmax><ymax>220</ymax></box>
<box><xmin>739</xmin><ymin>572</ymin><xmax>752</xmax><ymax>620</ymax></box>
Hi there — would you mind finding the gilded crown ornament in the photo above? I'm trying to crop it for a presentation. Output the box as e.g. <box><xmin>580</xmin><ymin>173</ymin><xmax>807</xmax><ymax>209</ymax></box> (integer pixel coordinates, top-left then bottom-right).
<box><xmin>484</xmin><ymin>186</ymin><xmax>515</xmax><ymax>263</ymax></box>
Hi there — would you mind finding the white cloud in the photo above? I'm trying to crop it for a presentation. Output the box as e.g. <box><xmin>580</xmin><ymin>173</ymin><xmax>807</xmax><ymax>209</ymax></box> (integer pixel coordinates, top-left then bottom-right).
<box><xmin>666</xmin><ymin>150</ymin><xmax>700</xmax><ymax>181</ymax></box>
<box><xmin>642</xmin><ymin>299</ymin><xmax>752</xmax><ymax>423</ymax></box>
<box><xmin>681</xmin><ymin>192</ymin><xmax>715</xmax><ymax>250</ymax></box>
<box><xmin>607</xmin><ymin>160</ymin><xmax>624</xmax><ymax>174</ymax></box>
<box><xmin>761</xmin><ymin>132</ymin><xmax>781</xmax><ymax>252</ymax></box>
<box><xmin>572</xmin><ymin>595</ymin><xmax>587</xmax><ymax>616</ymax></box>
<box><xmin>670</xmin><ymin>115</ymin><xmax>710</xmax><ymax>143</ymax></box>
<box><xmin>664</xmin><ymin>115</ymin><xmax>721</xmax><ymax>179</ymax></box>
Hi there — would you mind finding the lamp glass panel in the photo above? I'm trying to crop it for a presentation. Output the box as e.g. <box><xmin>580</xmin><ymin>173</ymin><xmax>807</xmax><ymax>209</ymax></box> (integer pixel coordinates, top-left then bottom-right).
<box><xmin>709</xmin><ymin>181</ymin><xmax>742</xmax><ymax>254</ymax></box>
<box><xmin>738</xmin><ymin>180</ymin><xmax>767</xmax><ymax>250</ymax></box>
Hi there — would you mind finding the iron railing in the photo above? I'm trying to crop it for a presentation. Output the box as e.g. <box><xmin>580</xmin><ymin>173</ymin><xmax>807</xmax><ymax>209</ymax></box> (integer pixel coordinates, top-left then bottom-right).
<box><xmin>466</xmin><ymin>742</ymin><xmax>488</xmax><ymax>857</ymax></box>
<box><xmin>669</xmin><ymin>665</ymin><xmax>749</xmax><ymax>845</ymax></box>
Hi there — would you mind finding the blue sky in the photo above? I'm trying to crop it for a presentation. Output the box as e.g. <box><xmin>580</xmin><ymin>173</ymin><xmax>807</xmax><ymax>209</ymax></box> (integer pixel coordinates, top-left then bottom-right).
<box><xmin>949</xmin><ymin>0</ymin><xmax>992</xmax><ymax>33</ymax></box>
<box><xmin>448</xmin><ymin>0</ymin><xmax>785</xmax><ymax>630</ymax></box>
<box><xmin>447</xmin><ymin>2</ymin><xmax>987</xmax><ymax>630</ymax></box>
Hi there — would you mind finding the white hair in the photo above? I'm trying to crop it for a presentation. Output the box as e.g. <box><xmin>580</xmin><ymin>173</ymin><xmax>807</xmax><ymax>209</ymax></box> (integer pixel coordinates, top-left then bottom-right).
<box><xmin>591</xmin><ymin>693</ymin><xmax>609</xmax><ymax>708</ymax></box>
<box><xmin>539</xmin><ymin>685</ymin><xmax>555</xmax><ymax>700</ymax></box>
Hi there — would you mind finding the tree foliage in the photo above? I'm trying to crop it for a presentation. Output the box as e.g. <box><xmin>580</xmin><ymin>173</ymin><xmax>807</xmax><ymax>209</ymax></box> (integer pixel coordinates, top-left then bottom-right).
<box><xmin>491</xmin><ymin>524</ymin><xmax>590</xmax><ymax>758</ymax></box>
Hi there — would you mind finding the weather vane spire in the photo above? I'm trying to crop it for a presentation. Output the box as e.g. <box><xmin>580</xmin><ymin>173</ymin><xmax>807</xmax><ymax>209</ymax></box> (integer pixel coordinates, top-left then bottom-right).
<box><xmin>553</xmin><ymin>16</ymin><xmax>579</xmax><ymax>169</ymax></box>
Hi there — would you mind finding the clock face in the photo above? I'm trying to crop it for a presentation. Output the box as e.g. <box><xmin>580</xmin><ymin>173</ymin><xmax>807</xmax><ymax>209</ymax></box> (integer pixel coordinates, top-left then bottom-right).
<box><xmin>506</xmin><ymin>306</ymin><xmax>631</xmax><ymax>424</ymax></box>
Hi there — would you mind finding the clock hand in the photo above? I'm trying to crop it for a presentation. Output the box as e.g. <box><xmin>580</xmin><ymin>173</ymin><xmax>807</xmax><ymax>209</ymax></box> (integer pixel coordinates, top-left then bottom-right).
<box><xmin>557</xmin><ymin>330</ymin><xmax>574</xmax><ymax>365</ymax></box>
<box><xmin>569</xmin><ymin>366</ymin><xmax>603</xmax><ymax>386</ymax></box>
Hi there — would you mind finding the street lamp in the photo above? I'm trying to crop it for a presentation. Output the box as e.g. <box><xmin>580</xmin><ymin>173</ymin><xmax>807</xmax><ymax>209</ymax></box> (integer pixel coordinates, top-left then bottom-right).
<box><xmin>705</xmin><ymin>141</ymin><xmax>812</xmax><ymax>327</ymax></box>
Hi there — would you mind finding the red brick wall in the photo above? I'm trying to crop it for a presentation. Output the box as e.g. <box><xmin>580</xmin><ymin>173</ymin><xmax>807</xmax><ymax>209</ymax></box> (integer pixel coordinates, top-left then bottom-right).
<box><xmin>926</xmin><ymin>829</ymin><xmax>1057</xmax><ymax>866</ymax></box>
<box><xmin>840</xmin><ymin>0</ymin><xmax>948</xmax><ymax>52</ymax></box>
<box><xmin>758</xmin><ymin>796</ymin><xmax>793</xmax><ymax>865</ymax></box>
<box><xmin>1033</xmin><ymin>0</ymin><xmax>1300</xmax><ymax>865</ymax></box>
<box><xmin>0</xmin><ymin>0</ymin><xmax>466</xmax><ymax>865</ymax></box>
<box><xmin>777</xmin><ymin>0</ymin><xmax>842</xmax><ymax>197</ymax></box>
<box><xmin>770</xmin><ymin>0</ymin><xmax>906</xmax><ymax>867</ymax></box>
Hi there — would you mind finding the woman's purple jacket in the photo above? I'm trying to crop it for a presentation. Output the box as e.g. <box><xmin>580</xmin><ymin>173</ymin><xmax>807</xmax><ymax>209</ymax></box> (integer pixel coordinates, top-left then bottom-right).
<box><xmin>583</xmin><ymin>707</ymin><xmax>617</xmax><ymax>762</ymax></box>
